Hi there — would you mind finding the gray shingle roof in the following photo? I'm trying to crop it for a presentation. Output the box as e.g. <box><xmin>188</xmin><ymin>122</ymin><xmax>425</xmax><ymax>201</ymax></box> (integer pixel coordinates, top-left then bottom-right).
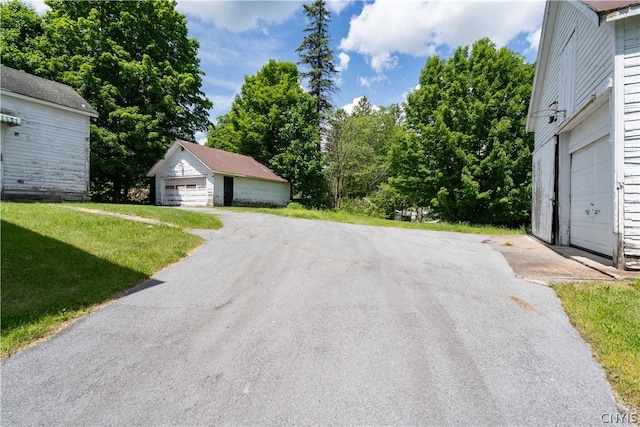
<box><xmin>0</xmin><ymin>66</ymin><xmax>98</xmax><ymax>116</ymax></box>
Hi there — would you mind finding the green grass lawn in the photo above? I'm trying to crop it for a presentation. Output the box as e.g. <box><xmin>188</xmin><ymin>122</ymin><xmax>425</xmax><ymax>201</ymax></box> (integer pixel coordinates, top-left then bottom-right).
<box><xmin>223</xmin><ymin>205</ymin><xmax>527</xmax><ymax>235</ymax></box>
<box><xmin>553</xmin><ymin>280</ymin><xmax>640</xmax><ymax>412</ymax></box>
<box><xmin>1</xmin><ymin>202</ymin><xmax>222</xmax><ymax>358</ymax></box>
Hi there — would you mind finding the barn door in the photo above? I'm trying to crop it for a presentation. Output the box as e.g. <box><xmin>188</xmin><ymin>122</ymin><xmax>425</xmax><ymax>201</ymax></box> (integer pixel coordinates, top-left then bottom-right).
<box><xmin>559</xmin><ymin>32</ymin><xmax>576</xmax><ymax>121</ymax></box>
<box><xmin>532</xmin><ymin>140</ymin><xmax>557</xmax><ymax>243</ymax></box>
<box><xmin>223</xmin><ymin>176</ymin><xmax>234</xmax><ymax>206</ymax></box>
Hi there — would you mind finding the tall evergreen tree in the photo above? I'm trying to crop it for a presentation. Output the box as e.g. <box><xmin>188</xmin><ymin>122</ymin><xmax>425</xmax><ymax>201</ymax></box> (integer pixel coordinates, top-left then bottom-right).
<box><xmin>296</xmin><ymin>0</ymin><xmax>337</xmax><ymax>120</ymax></box>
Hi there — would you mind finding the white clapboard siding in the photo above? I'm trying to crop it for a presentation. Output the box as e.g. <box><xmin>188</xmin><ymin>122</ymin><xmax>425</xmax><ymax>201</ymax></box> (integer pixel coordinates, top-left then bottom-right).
<box><xmin>1</xmin><ymin>95</ymin><xmax>90</xmax><ymax>200</ymax></box>
<box><xmin>213</xmin><ymin>174</ymin><xmax>225</xmax><ymax>206</ymax></box>
<box><xmin>574</xmin><ymin>18</ymin><xmax>614</xmax><ymax>110</ymax></box>
<box><xmin>154</xmin><ymin>148</ymin><xmax>214</xmax><ymax>206</ymax></box>
<box><xmin>530</xmin><ymin>4</ymin><xmax>565</xmax><ymax>243</ymax></box>
<box><xmin>212</xmin><ymin>174</ymin><xmax>289</xmax><ymax>207</ymax></box>
<box><xmin>233</xmin><ymin>176</ymin><xmax>290</xmax><ymax>207</ymax></box>
<box><xmin>623</xmin><ymin>14</ymin><xmax>640</xmax><ymax>269</ymax></box>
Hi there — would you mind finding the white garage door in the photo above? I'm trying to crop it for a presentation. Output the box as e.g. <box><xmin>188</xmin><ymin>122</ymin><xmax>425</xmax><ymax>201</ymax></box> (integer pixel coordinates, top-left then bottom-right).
<box><xmin>570</xmin><ymin>136</ymin><xmax>613</xmax><ymax>256</ymax></box>
<box><xmin>163</xmin><ymin>177</ymin><xmax>207</xmax><ymax>206</ymax></box>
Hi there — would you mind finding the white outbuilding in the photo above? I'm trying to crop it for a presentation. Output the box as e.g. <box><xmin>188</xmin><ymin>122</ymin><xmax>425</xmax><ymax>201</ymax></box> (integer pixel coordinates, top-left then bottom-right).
<box><xmin>147</xmin><ymin>139</ymin><xmax>290</xmax><ymax>207</ymax></box>
<box><xmin>0</xmin><ymin>65</ymin><xmax>98</xmax><ymax>201</ymax></box>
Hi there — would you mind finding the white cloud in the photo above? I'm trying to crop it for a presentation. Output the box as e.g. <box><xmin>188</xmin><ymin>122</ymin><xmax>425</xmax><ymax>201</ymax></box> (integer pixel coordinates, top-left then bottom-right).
<box><xmin>341</xmin><ymin>96</ymin><xmax>362</xmax><ymax>114</ymax></box>
<box><xmin>336</xmin><ymin>52</ymin><xmax>351</xmax><ymax>73</ymax></box>
<box><xmin>358</xmin><ymin>74</ymin><xmax>386</xmax><ymax>88</ymax></box>
<box><xmin>339</xmin><ymin>0</ymin><xmax>545</xmax><ymax>74</ymax></box>
<box><xmin>176</xmin><ymin>1</ymin><xmax>300</xmax><ymax>32</ymax></box>
<box><xmin>526</xmin><ymin>26</ymin><xmax>543</xmax><ymax>54</ymax></box>
<box><xmin>327</xmin><ymin>0</ymin><xmax>355</xmax><ymax>15</ymax></box>
<box><xmin>401</xmin><ymin>84</ymin><xmax>421</xmax><ymax>101</ymax></box>
<box><xmin>341</xmin><ymin>96</ymin><xmax>379</xmax><ymax>114</ymax></box>
<box><xmin>23</xmin><ymin>0</ymin><xmax>48</xmax><ymax>14</ymax></box>
<box><xmin>195</xmin><ymin>131</ymin><xmax>208</xmax><ymax>145</ymax></box>
<box><xmin>210</xmin><ymin>94</ymin><xmax>238</xmax><ymax>120</ymax></box>
<box><xmin>25</xmin><ymin>0</ymin><xmax>301</xmax><ymax>33</ymax></box>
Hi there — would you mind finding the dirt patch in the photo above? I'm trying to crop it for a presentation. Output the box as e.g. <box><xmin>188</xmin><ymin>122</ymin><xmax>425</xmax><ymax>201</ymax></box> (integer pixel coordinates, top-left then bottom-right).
<box><xmin>63</xmin><ymin>207</ymin><xmax>170</xmax><ymax>226</ymax></box>
<box><xmin>506</xmin><ymin>295</ymin><xmax>543</xmax><ymax>315</ymax></box>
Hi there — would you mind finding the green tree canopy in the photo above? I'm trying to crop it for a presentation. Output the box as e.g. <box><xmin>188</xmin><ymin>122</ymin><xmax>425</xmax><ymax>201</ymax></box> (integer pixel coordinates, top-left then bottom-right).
<box><xmin>326</xmin><ymin>97</ymin><xmax>403</xmax><ymax>208</ymax></box>
<box><xmin>296</xmin><ymin>0</ymin><xmax>337</xmax><ymax>120</ymax></box>
<box><xmin>207</xmin><ymin>60</ymin><xmax>328</xmax><ymax>207</ymax></box>
<box><xmin>1</xmin><ymin>0</ymin><xmax>212</xmax><ymax>202</ymax></box>
<box><xmin>0</xmin><ymin>0</ymin><xmax>46</xmax><ymax>75</ymax></box>
<box><xmin>393</xmin><ymin>38</ymin><xmax>534</xmax><ymax>226</ymax></box>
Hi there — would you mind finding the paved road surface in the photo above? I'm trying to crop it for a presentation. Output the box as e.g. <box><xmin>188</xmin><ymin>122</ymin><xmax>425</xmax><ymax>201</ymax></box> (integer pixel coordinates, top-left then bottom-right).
<box><xmin>1</xmin><ymin>210</ymin><xmax>623</xmax><ymax>425</ymax></box>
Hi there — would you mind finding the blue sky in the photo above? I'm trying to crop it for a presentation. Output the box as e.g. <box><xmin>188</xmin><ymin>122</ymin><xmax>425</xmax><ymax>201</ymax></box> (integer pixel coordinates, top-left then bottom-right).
<box><xmin>26</xmin><ymin>0</ymin><xmax>546</xmax><ymax>140</ymax></box>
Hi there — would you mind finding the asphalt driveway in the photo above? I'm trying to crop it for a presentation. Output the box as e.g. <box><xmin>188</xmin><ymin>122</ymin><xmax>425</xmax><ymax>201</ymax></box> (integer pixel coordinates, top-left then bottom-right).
<box><xmin>1</xmin><ymin>210</ymin><xmax>623</xmax><ymax>425</ymax></box>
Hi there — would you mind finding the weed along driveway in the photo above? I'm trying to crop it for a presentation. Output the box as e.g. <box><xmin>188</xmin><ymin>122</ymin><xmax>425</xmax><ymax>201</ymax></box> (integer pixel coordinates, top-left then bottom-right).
<box><xmin>1</xmin><ymin>210</ymin><xmax>623</xmax><ymax>425</ymax></box>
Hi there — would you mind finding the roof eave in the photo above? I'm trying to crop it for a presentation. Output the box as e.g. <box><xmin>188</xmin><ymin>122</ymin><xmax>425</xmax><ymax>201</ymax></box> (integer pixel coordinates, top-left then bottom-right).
<box><xmin>211</xmin><ymin>170</ymin><xmax>288</xmax><ymax>184</ymax></box>
<box><xmin>0</xmin><ymin>89</ymin><xmax>99</xmax><ymax>118</ymax></box>
<box><xmin>147</xmin><ymin>141</ymin><xmax>180</xmax><ymax>177</ymax></box>
<box><xmin>571</xmin><ymin>0</ymin><xmax>601</xmax><ymax>25</ymax></box>
<box><xmin>527</xmin><ymin>0</ymin><xmax>558</xmax><ymax>132</ymax></box>
<box><xmin>604</xmin><ymin>3</ymin><xmax>640</xmax><ymax>21</ymax></box>
<box><xmin>177</xmin><ymin>140</ymin><xmax>217</xmax><ymax>174</ymax></box>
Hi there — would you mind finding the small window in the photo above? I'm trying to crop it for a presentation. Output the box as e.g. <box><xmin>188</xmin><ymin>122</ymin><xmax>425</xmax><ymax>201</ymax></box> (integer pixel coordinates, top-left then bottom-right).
<box><xmin>165</xmin><ymin>185</ymin><xmax>175</xmax><ymax>189</ymax></box>
<box><xmin>186</xmin><ymin>184</ymin><xmax>197</xmax><ymax>189</ymax></box>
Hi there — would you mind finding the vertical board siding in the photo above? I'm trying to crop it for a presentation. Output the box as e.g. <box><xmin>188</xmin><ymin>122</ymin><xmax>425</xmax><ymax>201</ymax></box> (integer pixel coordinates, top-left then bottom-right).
<box><xmin>623</xmin><ymin>15</ymin><xmax>640</xmax><ymax>269</ymax></box>
<box><xmin>1</xmin><ymin>95</ymin><xmax>90</xmax><ymax>200</ymax></box>
<box><xmin>531</xmin><ymin>140</ymin><xmax>556</xmax><ymax>242</ymax></box>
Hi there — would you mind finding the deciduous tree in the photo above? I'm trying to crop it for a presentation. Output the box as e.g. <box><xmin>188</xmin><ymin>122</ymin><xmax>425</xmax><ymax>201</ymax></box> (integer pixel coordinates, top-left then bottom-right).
<box><xmin>394</xmin><ymin>38</ymin><xmax>534</xmax><ymax>226</ymax></box>
<box><xmin>1</xmin><ymin>0</ymin><xmax>212</xmax><ymax>202</ymax></box>
<box><xmin>0</xmin><ymin>1</ymin><xmax>47</xmax><ymax>76</ymax></box>
<box><xmin>326</xmin><ymin>97</ymin><xmax>402</xmax><ymax>207</ymax></box>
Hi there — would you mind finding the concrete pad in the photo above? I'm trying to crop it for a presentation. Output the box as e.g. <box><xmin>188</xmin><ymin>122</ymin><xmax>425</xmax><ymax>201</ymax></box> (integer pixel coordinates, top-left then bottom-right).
<box><xmin>550</xmin><ymin>245</ymin><xmax>640</xmax><ymax>281</ymax></box>
<box><xmin>490</xmin><ymin>235</ymin><xmax>615</xmax><ymax>284</ymax></box>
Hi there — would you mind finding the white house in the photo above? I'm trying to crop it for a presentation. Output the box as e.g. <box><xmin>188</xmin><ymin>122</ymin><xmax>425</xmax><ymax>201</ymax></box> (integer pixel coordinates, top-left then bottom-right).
<box><xmin>0</xmin><ymin>66</ymin><xmax>99</xmax><ymax>201</ymax></box>
<box><xmin>147</xmin><ymin>139</ymin><xmax>290</xmax><ymax>207</ymax></box>
<box><xmin>527</xmin><ymin>0</ymin><xmax>640</xmax><ymax>270</ymax></box>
